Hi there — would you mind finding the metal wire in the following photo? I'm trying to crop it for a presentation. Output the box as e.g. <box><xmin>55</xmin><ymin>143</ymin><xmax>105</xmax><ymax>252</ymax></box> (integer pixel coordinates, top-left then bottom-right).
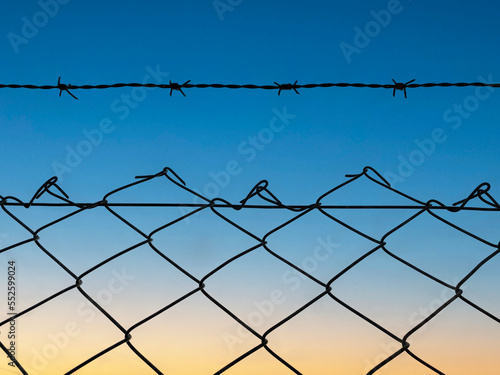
<box><xmin>0</xmin><ymin>166</ymin><xmax>499</xmax><ymax>374</ymax></box>
<box><xmin>0</xmin><ymin>78</ymin><xmax>499</xmax><ymax>99</ymax></box>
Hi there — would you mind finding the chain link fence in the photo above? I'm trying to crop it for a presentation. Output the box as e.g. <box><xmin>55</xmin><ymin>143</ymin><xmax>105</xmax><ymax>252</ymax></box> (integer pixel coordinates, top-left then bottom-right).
<box><xmin>0</xmin><ymin>166</ymin><xmax>499</xmax><ymax>374</ymax></box>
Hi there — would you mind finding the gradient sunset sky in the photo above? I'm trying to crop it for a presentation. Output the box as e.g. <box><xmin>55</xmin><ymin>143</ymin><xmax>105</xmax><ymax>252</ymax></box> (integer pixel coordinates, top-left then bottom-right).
<box><xmin>1</xmin><ymin>1</ymin><xmax>499</xmax><ymax>374</ymax></box>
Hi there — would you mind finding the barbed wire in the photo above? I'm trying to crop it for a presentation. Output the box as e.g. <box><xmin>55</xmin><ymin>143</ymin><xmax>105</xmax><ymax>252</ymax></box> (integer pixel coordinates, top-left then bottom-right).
<box><xmin>0</xmin><ymin>166</ymin><xmax>499</xmax><ymax>374</ymax></box>
<box><xmin>0</xmin><ymin>78</ymin><xmax>499</xmax><ymax>100</ymax></box>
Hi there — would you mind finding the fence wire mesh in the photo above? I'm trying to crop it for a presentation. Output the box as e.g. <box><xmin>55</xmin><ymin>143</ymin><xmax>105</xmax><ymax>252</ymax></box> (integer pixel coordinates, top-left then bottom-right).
<box><xmin>0</xmin><ymin>166</ymin><xmax>499</xmax><ymax>374</ymax></box>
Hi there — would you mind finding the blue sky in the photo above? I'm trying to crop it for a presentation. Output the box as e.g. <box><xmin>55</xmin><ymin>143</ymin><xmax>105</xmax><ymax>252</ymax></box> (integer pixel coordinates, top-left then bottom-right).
<box><xmin>1</xmin><ymin>1</ymin><xmax>500</xmax><ymax>374</ymax></box>
<box><xmin>1</xmin><ymin>0</ymin><xmax>499</xmax><ymax>204</ymax></box>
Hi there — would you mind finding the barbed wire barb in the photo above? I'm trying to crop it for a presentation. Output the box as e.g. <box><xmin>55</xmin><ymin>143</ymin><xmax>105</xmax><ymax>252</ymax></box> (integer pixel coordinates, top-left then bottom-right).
<box><xmin>274</xmin><ymin>81</ymin><xmax>300</xmax><ymax>96</ymax></box>
<box><xmin>169</xmin><ymin>80</ymin><xmax>191</xmax><ymax>96</ymax></box>
<box><xmin>57</xmin><ymin>76</ymin><xmax>78</xmax><ymax>100</ymax></box>
<box><xmin>391</xmin><ymin>78</ymin><xmax>415</xmax><ymax>98</ymax></box>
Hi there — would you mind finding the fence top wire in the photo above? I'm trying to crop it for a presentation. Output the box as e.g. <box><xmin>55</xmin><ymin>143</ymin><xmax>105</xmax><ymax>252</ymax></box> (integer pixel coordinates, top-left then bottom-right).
<box><xmin>0</xmin><ymin>166</ymin><xmax>499</xmax><ymax>375</ymax></box>
<box><xmin>0</xmin><ymin>77</ymin><xmax>499</xmax><ymax>99</ymax></box>
<box><xmin>0</xmin><ymin>166</ymin><xmax>499</xmax><ymax>211</ymax></box>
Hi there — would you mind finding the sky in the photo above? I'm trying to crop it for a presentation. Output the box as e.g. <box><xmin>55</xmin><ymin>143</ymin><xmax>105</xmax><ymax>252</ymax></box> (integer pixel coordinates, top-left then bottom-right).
<box><xmin>0</xmin><ymin>0</ymin><xmax>499</xmax><ymax>374</ymax></box>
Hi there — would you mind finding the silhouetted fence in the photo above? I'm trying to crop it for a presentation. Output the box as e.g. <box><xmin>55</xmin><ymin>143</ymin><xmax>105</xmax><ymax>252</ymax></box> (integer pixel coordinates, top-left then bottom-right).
<box><xmin>0</xmin><ymin>166</ymin><xmax>499</xmax><ymax>374</ymax></box>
